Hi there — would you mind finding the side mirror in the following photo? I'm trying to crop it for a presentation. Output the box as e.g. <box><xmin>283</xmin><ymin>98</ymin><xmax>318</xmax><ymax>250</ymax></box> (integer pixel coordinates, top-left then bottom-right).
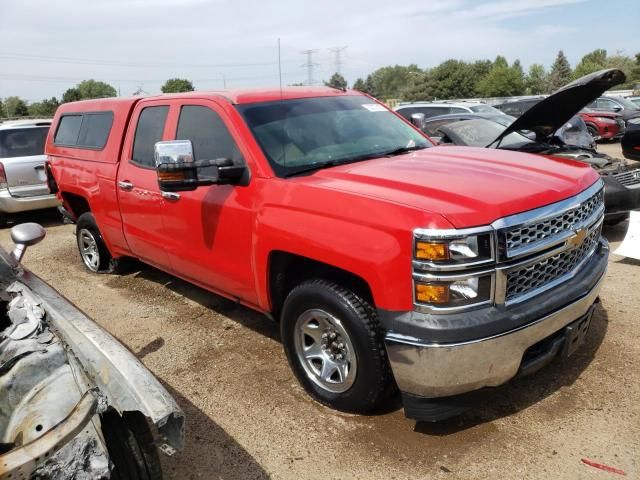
<box><xmin>410</xmin><ymin>113</ymin><xmax>426</xmax><ymax>131</ymax></box>
<box><xmin>154</xmin><ymin>140</ymin><xmax>246</xmax><ymax>192</ymax></box>
<box><xmin>10</xmin><ymin>223</ymin><xmax>46</xmax><ymax>265</ymax></box>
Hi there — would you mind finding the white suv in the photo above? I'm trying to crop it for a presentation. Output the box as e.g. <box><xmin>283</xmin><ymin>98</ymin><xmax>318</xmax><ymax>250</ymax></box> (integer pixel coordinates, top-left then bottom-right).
<box><xmin>0</xmin><ymin>119</ymin><xmax>59</xmax><ymax>227</ymax></box>
<box><xmin>395</xmin><ymin>102</ymin><xmax>504</xmax><ymax>121</ymax></box>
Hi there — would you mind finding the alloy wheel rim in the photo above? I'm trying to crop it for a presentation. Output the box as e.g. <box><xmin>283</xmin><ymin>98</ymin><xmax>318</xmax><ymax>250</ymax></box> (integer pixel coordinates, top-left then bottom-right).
<box><xmin>293</xmin><ymin>308</ymin><xmax>357</xmax><ymax>393</ymax></box>
<box><xmin>79</xmin><ymin>229</ymin><xmax>100</xmax><ymax>272</ymax></box>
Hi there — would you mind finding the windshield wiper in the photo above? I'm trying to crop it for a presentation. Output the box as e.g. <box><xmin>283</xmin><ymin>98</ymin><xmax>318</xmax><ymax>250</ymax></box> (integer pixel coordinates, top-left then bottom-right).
<box><xmin>283</xmin><ymin>145</ymin><xmax>428</xmax><ymax>178</ymax></box>
<box><xmin>380</xmin><ymin>144</ymin><xmax>428</xmax><ymax>156</ymax></box>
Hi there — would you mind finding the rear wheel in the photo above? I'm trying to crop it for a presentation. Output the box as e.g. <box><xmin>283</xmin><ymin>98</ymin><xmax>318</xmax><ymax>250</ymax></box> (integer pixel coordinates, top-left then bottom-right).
<box><xmin>281</xmin><ymin>279</ymin><xmax>395</xmax><ymax>413</ymax></box>
<box><xmin>76</xmin><ymin>212</ymin><xmax>112</xmax><ymax>272</ymax></box>
<box><xmin>0</xmin><ymin>212</ymin><xmax>7</xmax><ymax>229</ymax></box>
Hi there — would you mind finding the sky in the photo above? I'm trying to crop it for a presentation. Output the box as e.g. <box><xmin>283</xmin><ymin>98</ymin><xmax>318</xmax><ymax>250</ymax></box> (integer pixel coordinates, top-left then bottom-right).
<box><xmin>0</xmin><ymin>0</ymin><xmax>638</xmax><ymax>102</ymax></box>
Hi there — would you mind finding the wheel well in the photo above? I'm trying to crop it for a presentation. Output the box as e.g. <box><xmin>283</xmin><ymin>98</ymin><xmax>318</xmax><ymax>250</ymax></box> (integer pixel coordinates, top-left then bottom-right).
<box><xmin>268</xmin><ymin>251</ymin><xmax>374</xmax><ymax>318</ymax></box>
<box><xmin>61</xmin><ymin>192</ymin><xmax>91</xmax><ymax>219</ymax></box>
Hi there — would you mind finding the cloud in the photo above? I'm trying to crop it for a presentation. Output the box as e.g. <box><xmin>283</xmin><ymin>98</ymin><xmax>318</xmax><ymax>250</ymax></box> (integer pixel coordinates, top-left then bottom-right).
<box><xmin>0</xmin><ymin>0</ymin><xmax>633</xmax><ymax>100</ymax></box>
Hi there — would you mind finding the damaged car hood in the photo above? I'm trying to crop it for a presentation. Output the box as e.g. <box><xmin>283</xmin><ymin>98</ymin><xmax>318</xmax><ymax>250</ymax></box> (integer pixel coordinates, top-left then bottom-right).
<box><xmin>0</xmin><ymin>243</ymin><xmax>183</xmax><ymax>478</ymax></box>
<box><xmin>491</xmin><ymin>68</ymin><xmax>626</xmax><ymax>146</ymax></box>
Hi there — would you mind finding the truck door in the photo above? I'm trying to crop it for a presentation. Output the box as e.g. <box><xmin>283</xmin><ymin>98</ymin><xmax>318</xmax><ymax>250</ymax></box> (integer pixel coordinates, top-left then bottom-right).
<box><xmin>160</xmin><ymin>101</ymin><xmax>257</xmax><ymax>305</ymax></box>
<box><xmin>117</xmin><ymin>101</ymin><xmax>172</xmax><ymax>270</ymax></box>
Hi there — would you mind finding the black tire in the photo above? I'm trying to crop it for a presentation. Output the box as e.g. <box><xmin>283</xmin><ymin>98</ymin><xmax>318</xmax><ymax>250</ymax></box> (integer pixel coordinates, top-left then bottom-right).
<box><xmin>280</xmin><ymin>279</ymin><xmax>395</xmax><ymax>413</ymax></box>
<box><xmin>100</xmin><ymin>409</ymin><xmax>163</xmax><ymax>480</ymax></box>
<box><xmin>76</xmin><ymin>212</ymin><xmax>112</xmax><ymax>273</ymax></box>
<box><xmin>0</xmin><ymin>212</ymin><xmax>7</xmax><ymax>229</ymax></box>
<box><xmin>587</xmin><ymin>124</ymin><xmax>599</xmax><ymax>141</ymax></box>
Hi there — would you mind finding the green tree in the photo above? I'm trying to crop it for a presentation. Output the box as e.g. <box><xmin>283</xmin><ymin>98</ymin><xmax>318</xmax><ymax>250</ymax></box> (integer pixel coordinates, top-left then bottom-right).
<box><xmin>62</xmin><ymin>80</ymin><xmax>117</xmax><ymax>103</ymax></box>
<box><xmin>62</xmin><ymin>87</ymin><xmax>82</xmax><ymax>103</ymax></box>
<box><xmin>631</xmin><ymin>53</ymin><xmax>640</xmax><ymax>88</ymax></box>
<box><xmin>548</xmin><ymin>50</ymin><xmax>572</xmax><ymax>92</ymax></box>
<box><xmin>28</xmin><ymin>97</ymin><xmax>60</xmax><ymax>117</ymax></box>
<box><xmin>573</xmin><ymin>49</ymin><xmax>607</xmax><ymax>79</ymax></box>
<box><xmin>4</xmin><ymin>96</ymin><xmax>29</xmax><ymax>117</ymax></box>
<box><xmin>526</xmin><ymin>64</ymin><xmax>547</xmax><ymax>94</ymax></box>
<box><xmin>161</xmin><ymin>78</ymin><xmax>195</xmax><ymax>93</ymax></box>
<box><xmin>324</xmin><ymin>73</ymin><xmax>347</xmax><ymax>90</ymax></box>
<box><xmin>352</xmin><ymin>77</ymin><xmax>366</xmax><ymax>92</ymax></box>
<box><xmin>0</xmin><ymin>100</ymin><xmax>5</xmax><ymax>118</ymax></box>
<box><xmin>404</xmin><ymin>59</ymin><xmax>491</xmax><ymax>101</ymax></box>
<box><xmin>365</xmin><ymin>64</ymin><xmax>422</xmax><ymax>99</ymax></box>
<box><xmin>476</xmin><ymin>57</ymin><xmax>525</xmax><ymax>97</ymax></box>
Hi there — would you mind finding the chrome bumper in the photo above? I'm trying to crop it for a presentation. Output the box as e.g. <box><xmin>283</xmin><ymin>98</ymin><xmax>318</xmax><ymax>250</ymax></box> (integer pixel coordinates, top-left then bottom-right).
<box><xmin>385</xmin><ymin>270</ymin><xmax>606</xmax><ymax>398</ymax></box>
<box><xmin>0</xmin><ymin>188</ymin><xmax>59</xmax><ymax>213</ymax></box>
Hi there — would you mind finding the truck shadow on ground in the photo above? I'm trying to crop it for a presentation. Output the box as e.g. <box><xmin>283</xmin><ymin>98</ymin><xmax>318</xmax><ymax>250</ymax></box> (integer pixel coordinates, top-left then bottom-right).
<box><xmin>415</xmin><ymin>303</ymin><xmax>609</xmax><ymax>435</ymax></box>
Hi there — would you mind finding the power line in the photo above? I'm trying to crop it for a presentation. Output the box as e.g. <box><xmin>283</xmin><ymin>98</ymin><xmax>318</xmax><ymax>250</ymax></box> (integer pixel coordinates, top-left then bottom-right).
<box><xmin>328</xmin><ymin>46</ymin><xmax>348</xmax><ymax>75</ymax></box>
<box><xmin>300</xmin><ymin>49</ymin><xmax>319</xmax><ymax>86</ymax></box>
<box><xmin>0</xmin><ymin>52</ymin><xmax>298</xmax><ymax>69</ymax></box>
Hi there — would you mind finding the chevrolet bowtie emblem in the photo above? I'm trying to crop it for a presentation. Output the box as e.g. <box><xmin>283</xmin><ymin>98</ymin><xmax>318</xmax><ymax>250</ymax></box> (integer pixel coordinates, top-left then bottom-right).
<box><xmin>567</xmin><ymin>228</ymin><xmax>587</xmax><ymax>249</ymax></box>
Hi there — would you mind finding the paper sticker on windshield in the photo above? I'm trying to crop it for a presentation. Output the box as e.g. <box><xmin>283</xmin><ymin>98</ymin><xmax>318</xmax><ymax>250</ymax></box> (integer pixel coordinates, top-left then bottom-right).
<box><xmin>362</xmin><ymin>103</ymin><xmax>387</xmax><ymax>112</ymax></box>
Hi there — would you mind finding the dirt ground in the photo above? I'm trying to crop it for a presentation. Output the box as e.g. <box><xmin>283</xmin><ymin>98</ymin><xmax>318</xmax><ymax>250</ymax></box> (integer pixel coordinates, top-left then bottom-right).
<box><xmin>2</xmin><ymin>142</ymin><xmax>639</xmax><ymax>479</ymax></box>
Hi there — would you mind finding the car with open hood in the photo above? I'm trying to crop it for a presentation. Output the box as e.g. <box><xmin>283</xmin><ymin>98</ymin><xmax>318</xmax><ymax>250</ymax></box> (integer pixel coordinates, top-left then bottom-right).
<box><xmin>0</xmin><ymin>223</ymin><xmax>184</xmax><ymax>478</ymax></box>
<box><xmin>431</xmin><ymin>69</ymin><xmax>640</xmax><ymax>223</ymax></box>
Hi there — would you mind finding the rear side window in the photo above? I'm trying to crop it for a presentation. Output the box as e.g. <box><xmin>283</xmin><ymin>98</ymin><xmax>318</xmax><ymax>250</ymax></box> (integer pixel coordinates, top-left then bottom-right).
<box><xmin>131</xmin><ymin>106</ymin><xmax>169</xmax><ymax>167</ymax></box>
<box><xmin>0</xmin><ymin>127</ymin><xmax>49</xmax><ymax>158</ymax></box>
<box><xmin>54</xmin><ymin>115</ymin><xmax>83</xmax><ymax>145</ymax></box>
<box><xmin>54</xmin><ymin>112</ymin><xmax>113</xmax><ymax>149</ymax></box>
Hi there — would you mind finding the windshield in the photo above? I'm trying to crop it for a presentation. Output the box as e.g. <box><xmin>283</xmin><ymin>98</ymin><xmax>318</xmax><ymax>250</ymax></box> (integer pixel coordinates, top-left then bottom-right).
<box><xmin>443</xmin><ymin>119</ymin><xmax>533</xmax><ymax>148</ymax></box>
<box><xmin>0</xmin><ymin>127</ymin><xmax>49</xmax><ymax>158</ymax></box>
<box><xmin>237</xmin><ymin>95</ymin><xmax>429</xmax><ymax>177</ymax></box>
<box><xmin>469</xmin><ymin>104</ymin><xmax>503</xmax><ymax>114</ymax></box>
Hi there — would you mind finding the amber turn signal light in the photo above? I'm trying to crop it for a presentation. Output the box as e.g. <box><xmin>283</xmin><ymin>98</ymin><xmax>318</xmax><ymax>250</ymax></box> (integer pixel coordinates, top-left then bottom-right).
<box><xmin>415</xmin><ymin>283</ymin><xmax>450</xmax><ymax>304</ymax></box>
<box><xmin>158</xmin><ymin>171</ymin><xmax>187</xmax><ymax>182</ymax></box>
<box><xmin>415</xmin><ymin>241</ymin><xmax>449</xmax><ymax>261</ymax></box>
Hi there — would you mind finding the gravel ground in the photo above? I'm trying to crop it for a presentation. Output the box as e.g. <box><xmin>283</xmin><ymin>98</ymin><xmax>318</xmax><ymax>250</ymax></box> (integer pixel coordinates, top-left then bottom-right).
<box><xmin>1</xmin><ymin>143</ymin><xmax>638</xmax><ymax>479</ymax></box>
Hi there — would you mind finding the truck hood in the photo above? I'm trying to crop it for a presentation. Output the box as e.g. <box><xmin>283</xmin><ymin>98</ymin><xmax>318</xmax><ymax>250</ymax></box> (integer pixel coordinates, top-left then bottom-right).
<box><xmin>492</xmin><ymin>68</ymin><xmax>626</xmax><ymax>146</ymax></box>
<box><xmin>300</xmin><ymin>146</ymin><xmax>599</xmax><ymax>227</ymax></box>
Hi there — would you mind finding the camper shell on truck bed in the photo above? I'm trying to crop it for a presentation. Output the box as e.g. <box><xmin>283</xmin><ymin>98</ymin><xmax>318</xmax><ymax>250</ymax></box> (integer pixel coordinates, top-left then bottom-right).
<box><xmin>46</xmin><ymin>88</ymin><xmax>608</xmax><ymax>422</ymax></box>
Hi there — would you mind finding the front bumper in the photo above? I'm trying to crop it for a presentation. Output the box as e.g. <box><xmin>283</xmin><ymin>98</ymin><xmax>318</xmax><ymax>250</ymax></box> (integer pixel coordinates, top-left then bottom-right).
<box><xmin>0</xmin><ymin>188</ymin><xmax>59</xmax><ymax>214</ymax></box>
<box><xmin>384</xmin><ymin>240</ymin><xmax>608</xmax><ymax>401</ymax></box>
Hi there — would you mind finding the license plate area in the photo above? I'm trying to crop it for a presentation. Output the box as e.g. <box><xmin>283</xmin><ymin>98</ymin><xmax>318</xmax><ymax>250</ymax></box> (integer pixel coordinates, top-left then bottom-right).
<box><xmin>562</xmin><ymin>306</ymin><xmax>595</xmax><ymax>358</ymax></box>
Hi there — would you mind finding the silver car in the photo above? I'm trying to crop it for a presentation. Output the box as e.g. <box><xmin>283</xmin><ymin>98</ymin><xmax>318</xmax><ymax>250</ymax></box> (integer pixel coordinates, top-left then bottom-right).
<box><xmin>0</xmin><ymin>119</ymin><xmax>59</xmax><ymax>227</ymax></box>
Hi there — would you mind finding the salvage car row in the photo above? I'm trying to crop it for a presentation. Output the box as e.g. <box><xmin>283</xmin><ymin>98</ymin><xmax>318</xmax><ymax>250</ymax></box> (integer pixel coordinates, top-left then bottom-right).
<box><xmin>0</xmin><ymin>68</ymin><xmax>638</xmax><ymax>478</ymax></box>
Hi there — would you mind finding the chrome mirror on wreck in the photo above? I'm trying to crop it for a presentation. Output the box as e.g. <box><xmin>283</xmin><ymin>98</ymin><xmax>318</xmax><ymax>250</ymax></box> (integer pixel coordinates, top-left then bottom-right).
<box><xmin>10</xmin><ymin>223</ymin><xmax>46</xmax><ymax>264</ymax></box>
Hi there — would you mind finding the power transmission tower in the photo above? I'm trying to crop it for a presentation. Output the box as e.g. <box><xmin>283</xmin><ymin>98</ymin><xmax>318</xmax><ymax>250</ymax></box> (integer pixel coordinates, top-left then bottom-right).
<box><xmin>300</xmin><ymin>49</ymin><xmax>319</xmax><ymax>86</ymax></box>
<box><xmin>329</xmin><ymin>46</ymin><xmax>348</xmax><ymax>75</ymax></box>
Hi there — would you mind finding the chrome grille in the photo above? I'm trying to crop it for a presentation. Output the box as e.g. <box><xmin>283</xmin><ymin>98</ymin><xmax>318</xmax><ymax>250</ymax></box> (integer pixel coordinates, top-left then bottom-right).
<box><xmin>614</xmin><ymin>169</ymin><xmax>640</xmax><ymax>187</ymax></box>
<box><xmin>505</xmin><ymin>224</ymin><xmax>601</xmax><ymax>301</ymax></box>
<box><xmin>504</xmin><ymin>188</ymin><xmax>604</xmax><ymax>256</ymax></box>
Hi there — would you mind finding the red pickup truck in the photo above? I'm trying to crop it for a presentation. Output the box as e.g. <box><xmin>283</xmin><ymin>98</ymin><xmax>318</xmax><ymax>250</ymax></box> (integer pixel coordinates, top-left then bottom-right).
<box><xmin>45</xmin><ymin>88</ymin><xmax>608</xmax><ymax>421</ymax></box>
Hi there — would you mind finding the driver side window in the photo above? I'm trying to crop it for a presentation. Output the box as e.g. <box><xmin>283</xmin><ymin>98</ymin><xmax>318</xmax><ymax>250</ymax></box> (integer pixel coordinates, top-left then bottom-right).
<box><xmin>176</xmin><ymin>105</ymin><xmax>245</xmax><ymax>180</ymax></box>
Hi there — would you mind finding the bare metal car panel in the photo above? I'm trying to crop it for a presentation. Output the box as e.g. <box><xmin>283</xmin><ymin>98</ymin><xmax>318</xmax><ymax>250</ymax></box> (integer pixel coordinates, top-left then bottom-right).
<box><xmin>0</xmin><ymin>233</ymin><xmax>184</xmax><ymax>478</ymax></box>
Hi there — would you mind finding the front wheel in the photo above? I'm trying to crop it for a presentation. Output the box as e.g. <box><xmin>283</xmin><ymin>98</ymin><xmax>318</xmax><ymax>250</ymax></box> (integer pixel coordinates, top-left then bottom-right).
<box><xmin>280</xmin><ymin>279</ymin><xmax>395</xmax><ymax>413</ymax></box>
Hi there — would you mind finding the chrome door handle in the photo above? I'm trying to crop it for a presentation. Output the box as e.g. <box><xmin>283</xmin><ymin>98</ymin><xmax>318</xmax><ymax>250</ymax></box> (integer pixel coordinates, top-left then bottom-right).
<box><xmin>118</xmin><ymin>180</ymin><xmax>134</xmax><ymax>191</ymax></box>
<box><xmin>161</xmin><ymin>191</ymin><xmax>180</xmax><ymax>201</ymax></box>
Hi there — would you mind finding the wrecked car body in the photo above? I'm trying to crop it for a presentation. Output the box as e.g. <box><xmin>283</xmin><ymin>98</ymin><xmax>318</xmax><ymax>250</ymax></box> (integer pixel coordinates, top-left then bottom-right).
<box><xmin>432</xmin><ymin>69</ymin><xmax>640</xmax><ymax>223</ymax></box>
<box><xmin>0</xmin><ymin>223</ymin><xmax>183</xmax><ymax>479</ymax></box>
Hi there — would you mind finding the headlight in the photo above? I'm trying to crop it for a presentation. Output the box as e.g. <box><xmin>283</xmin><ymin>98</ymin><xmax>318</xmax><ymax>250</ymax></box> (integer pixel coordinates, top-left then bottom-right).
<box><xmin>413</xmin><ymin>227</ymin><xmax>496</xmax><ymax>312</ymax></box>
<box><xmin>414</xmin><ymin>229</ymin><xmax>494</xmax><ymax>269</ymax></box>
<box><xmin>414</xmin><ymin>273</ymin><xmax>493</xmax><ymax>310</ymax></box>
<box><xmin>595</xmin><ymin>117</ymin><xmax>617</xmax><ymax>124</ymax></box>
